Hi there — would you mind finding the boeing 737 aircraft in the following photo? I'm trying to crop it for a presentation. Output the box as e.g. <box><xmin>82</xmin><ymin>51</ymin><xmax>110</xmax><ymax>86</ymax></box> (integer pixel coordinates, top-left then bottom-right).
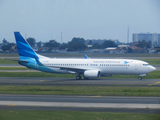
<box><xmin>14</xmin><ymin>32</ymin><xmax>156</xmax><ymax>80</ymax></box>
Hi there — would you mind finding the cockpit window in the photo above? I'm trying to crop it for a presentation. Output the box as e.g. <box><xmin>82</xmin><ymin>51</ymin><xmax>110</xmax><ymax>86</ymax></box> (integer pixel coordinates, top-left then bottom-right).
<box><xmin>143</xmin><ymin>64</ymin><xmax>150</xmax><ymax>66</ymax></box>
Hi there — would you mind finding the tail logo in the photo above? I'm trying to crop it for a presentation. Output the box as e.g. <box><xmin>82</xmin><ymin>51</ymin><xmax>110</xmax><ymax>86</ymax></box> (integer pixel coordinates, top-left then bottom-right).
<box><xmin>124</xmin><ymin>61</ymin><xmax>129</xmax><ymax>64</ymax></box>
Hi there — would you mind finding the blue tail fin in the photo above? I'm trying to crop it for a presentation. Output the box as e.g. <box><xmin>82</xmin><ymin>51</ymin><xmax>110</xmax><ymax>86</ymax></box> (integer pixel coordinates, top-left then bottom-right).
<box><xmin>14</xmin><ymin>32</ymin><xmax>39</xmax><ymax>60</ymax></box>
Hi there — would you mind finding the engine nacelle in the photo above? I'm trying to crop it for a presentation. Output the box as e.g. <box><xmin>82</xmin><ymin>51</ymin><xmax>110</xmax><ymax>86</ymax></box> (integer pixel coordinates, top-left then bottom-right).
<box><xmin>84</xmin><ymin>70</ymin><xmax>101</xmax><ymax>78</ymax></box>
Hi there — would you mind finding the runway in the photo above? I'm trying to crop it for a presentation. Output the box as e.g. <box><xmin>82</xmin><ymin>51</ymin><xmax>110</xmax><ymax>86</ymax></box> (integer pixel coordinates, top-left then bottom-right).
<box><xmin>0</xmin><ymin>94</ymin><xmax>159</xmax><ymax>104</ymax></box>
<box><xmin>0</xmin><ymin>94</ymin><xmax>159</xmax><ymax>113</ymax></box>
<box><xmin>0</xmin><ymin>77</ymin><xmax>160</xmax><ymax>113</ymax></box>
<box><xmin>0</xmin><ymin>77</ymin><xmax>160</xmax><ymax>86</ymax></box>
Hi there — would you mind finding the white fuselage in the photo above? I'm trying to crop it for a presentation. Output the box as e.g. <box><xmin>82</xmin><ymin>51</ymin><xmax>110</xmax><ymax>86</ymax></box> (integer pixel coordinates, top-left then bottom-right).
<box><xmin>35</xmin><ymin>58</ymin><xmax>155</xmax><ymax>76</ymax></box>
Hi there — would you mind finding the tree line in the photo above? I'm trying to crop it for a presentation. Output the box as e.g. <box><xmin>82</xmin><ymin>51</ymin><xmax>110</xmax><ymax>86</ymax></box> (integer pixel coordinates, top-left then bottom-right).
<box><xmin>1</xmin><ymin>37</ymin><xmax>152</xmax><ymax>52</ymax></box>
<box><xmin>1</xmin><ymin>37</ymin><xmax>118</xmax><ymax>52</ymax></box>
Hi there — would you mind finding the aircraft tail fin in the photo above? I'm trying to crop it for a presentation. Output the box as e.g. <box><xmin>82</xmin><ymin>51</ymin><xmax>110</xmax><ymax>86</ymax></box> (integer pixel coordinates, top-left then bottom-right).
<box><xmin>14</xmin><ymin>32</ymin><xmax>39</xmax><ymax>60</ymax></box>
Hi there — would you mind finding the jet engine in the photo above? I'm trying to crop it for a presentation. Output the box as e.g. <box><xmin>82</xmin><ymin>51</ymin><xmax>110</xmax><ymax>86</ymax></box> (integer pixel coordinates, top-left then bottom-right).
<box><xmin>84</xmin><ymin>70</ymin><xmax>101</xmax><ymax>78</ymax></box>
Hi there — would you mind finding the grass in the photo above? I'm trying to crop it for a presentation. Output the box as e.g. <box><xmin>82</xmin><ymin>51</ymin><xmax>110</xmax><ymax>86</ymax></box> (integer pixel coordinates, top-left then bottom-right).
<box><xmin>112</xmin><ymin>71</ymin><xmax>160</xmax><ymax>79</ymax></box>
<box><xmin>0</xmin><ymin>72</ymin><xmax>74</xmax><ymax>77</ymax></box>
<box><xmin>0</xmin><ymin>110</ymin><xmax>160</xmax><ymax>120</ymax></box>
<box><xmin>140</xmin><ymin>59</ymin><xmax>160</xmax><ymax>65</ymax></box>
<box><xmin>0</xmin><ymin>58</ymin><xmax>18</xmax><ymax>64</ymax></box>
<box><xmin>0</xmin><ymin>67</ymin><xmax>28</xmax><ymax>70</ymax></box>
<box><xmin>0</xmin><ymin>71</ymin><xmax>159</xmax><ymax>79</ymax></box>
<box><xmin>0</xmin><ymin>86</ymin><xmax>159</xmax><ymax>96</ymax></box>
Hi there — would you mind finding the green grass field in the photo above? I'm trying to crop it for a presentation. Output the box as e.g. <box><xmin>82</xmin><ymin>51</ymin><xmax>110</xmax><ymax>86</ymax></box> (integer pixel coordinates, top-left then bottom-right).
<box><xmin>0</xmin><ymin>110</ymin><xmax>159</xmax><ymax>120</ymax></box>
<box><xmin>0</xmin><ymin>86</ymin><xmax>159</xmax><ymax>96</ymax></box>
<box><xmin>0</xmin><ymin>67</ymin><xmax>28</xmax><ymax>70</ymax></box>
<box><xmin>140</xmin><ymin>59</ymin><xmax>160</xmax><ymax>65</ymax></box>
<box><xmin>0</xmin><ymin>58</ymin><xmax>18</xmax><ymax>64</ymax></box>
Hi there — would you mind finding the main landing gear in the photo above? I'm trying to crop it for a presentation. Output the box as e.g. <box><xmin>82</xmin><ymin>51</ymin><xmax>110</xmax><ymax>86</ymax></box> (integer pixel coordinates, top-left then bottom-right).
<box><xmin>76</xmin><ymin>75</ymin><xmax>81</xmax><ymax>80</ymax></box>
<box><xmin>138</xmin><ymin>77</ymin><xmax>142</xmax><ymax>80</ymax></box>
<box><xmin>76</xmin><ymin>75</ymin><xmax>89</xmax><ymax>80</ymax></box>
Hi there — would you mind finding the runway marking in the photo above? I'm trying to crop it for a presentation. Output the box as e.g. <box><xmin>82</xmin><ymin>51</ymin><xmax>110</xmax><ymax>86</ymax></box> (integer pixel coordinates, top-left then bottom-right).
<box><xmin>0</xmin><ymin>101</ymin><xmax>159</xmax><ymax>109</ymax></box>
<box><xmin>9</xmin><ymin>105</ymin><xmax>16</xmax><ymax>107</ymax></box>
<box><xmin>89</xmin><ymin>96</ymin><xmax>102</xmax><ymax>97</ymax></box>
<box><xmin>148</xmin><ymin>82</ymin><xmax>160</xmax><ymax>86</ymax></box>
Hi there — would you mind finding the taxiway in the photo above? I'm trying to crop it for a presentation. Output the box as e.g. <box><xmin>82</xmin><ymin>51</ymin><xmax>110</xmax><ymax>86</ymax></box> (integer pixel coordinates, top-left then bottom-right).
<box><xmin>0</xmin><ymin>77</ymin><xmax>159</xmax><ymax>86</ymax></box>
<box><xmin>0</xmin><ymin>94</ymin><xmax>159</xmax><ymax>113</ymax></box>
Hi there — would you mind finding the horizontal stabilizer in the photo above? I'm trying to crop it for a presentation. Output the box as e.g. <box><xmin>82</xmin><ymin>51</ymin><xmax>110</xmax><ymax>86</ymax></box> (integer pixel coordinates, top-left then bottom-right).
<box><xmin>18</xmin><ymin>60</ymin><xmax>28</xmax><ymax>63</ymax></box>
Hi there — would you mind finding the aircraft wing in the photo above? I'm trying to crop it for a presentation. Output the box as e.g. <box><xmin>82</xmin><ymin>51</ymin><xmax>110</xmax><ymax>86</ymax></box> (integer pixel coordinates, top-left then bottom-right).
<box><xmin>47</xmin><ymin>65</ymin><xmax>90</xmax><ymax>74</ymax></box>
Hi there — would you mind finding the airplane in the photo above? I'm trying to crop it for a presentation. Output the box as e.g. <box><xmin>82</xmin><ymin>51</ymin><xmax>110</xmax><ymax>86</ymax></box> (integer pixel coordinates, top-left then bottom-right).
<box><xmin>14</xmin><ymin>32</ymin><xmax>156</xmax><ymax>80</ymax></box>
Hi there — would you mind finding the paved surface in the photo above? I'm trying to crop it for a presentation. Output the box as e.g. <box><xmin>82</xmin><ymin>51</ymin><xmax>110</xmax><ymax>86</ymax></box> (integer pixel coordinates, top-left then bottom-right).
<box><xmin>0</xmin><ymin>94</ymin><xmax>159</xmax><ymax>113</ymax></box>
<box><xmin>0</xmin><ymin>75</ymin><xmax>159</xmax><ymax>113</ymax></box>
<box><xmin>0</xmin><ymin>77</ymin><xmax>159</xmax><ymax>86</ymax></box>
<box><xmin>0</xmin><ymin>94</ymin><xmax>160</xmax><ymax>104</ymax></box>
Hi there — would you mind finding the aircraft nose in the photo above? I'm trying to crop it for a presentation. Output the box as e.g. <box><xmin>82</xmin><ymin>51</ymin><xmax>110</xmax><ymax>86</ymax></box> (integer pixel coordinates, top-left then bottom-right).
<box><xmin>150</xmin><ymin>66</ymin><xmax>156</xmax><ymax>72</ymax></box>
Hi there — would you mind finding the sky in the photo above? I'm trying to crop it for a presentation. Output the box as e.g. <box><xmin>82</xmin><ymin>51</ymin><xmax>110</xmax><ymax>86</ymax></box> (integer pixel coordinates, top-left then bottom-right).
<box><xmin>0</xmin><ymin>0</ymin><xmax>160</xmax><ymax>43</ymax></box>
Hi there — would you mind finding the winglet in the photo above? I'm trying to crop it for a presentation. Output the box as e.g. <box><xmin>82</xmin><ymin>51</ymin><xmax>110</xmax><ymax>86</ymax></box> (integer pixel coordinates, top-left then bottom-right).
<box><xmin>84</xmin><ymin>54</ymin><xmax>88</xmax><ymax>59</ymax></box>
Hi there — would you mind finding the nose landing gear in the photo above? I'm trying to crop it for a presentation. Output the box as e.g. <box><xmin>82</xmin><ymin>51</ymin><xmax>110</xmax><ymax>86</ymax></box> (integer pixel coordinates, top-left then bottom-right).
<box><xmin>138</xmin><ymin>74</ymin><xmax>146</xmax><ymax>80</ymax></box>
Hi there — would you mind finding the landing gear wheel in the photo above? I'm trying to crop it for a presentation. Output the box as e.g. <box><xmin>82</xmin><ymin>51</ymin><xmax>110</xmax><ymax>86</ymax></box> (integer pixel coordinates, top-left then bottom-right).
<box><xmin>138</xmin><ymin>77</ymin><xmax>142</xmax><ymax>80</ymax></box>
<box><xmin>76</xmin><ymin>76</ymin><xmax>81</xmax><ymax>80</ymax></box>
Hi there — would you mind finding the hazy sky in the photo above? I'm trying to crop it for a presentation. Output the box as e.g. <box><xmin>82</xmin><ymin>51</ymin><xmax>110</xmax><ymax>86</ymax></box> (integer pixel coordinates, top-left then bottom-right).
<box><xmin>0</xmin><ymin>0</ymin><xmax>160</xmax><ymax>43</ymax></box>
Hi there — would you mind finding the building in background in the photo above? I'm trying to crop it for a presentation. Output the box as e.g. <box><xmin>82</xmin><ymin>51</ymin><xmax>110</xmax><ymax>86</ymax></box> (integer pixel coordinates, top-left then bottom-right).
<box><xmin>85</xmin><ymin>39</ymin><xmax>119</xmax><ymax>45</ymax></box>
<box><xmin>132</xmin><ymin>33</ymin><xmax>160</xmax><ymax>46</ymax></box>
